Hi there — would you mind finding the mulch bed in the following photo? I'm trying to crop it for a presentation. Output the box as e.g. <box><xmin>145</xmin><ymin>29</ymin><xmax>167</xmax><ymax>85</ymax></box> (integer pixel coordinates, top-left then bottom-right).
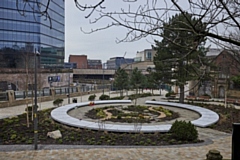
<box><xmin>0</xmin><ymin>102</ymin><xmax>238</xmax><ymax>145</ymax></box>
<box><xmin>200</xmin><ymin>103</ymin><xmax>240</xmax><ymax>133</ymax></box>
<box><xmin>0</xmin><ymin>108</ymin><xmax>197</xmax><ymax>145</ymax></box>
<box><xmin>85</xmin><ymin>105</ymin><xmax>179</xmax><ymax>123</ymax></box>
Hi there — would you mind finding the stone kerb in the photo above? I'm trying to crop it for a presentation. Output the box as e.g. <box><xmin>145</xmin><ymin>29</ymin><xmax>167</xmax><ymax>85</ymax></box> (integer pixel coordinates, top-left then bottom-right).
<box><xmin>145</xmin><ymin>101</ymin><xmax>219</xmax><ymax>127</ymax></box>
<box><xmin>51</xmin><ymin>100</ymin><xmax>172</xmax><ymax>133</ymax></box>
<box><xmin>51</xmin><ymin>100</ymin><xmax>219</xmax><ymax>133</ymax></box>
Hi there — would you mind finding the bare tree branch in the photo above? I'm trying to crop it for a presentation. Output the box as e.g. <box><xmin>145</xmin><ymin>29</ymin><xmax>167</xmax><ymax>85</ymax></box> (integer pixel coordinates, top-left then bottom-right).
<box><xmin>15</xmin><ymin>0</ymin><xmax>240</xmax><ymax>47</ymax></box>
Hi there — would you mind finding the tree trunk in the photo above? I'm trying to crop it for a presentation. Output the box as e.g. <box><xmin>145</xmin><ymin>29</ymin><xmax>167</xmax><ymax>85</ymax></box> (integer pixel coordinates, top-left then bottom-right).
<box><xmin>179</xmin><ymin>85</ymin><xmax>185</xmax><ymax>103</ymax></box>
<box><xmin>120</xmin><ymin>90</ymin><xmax>123</xmax><ymax>97</ymax></box>
<box><xmin>134</xmin><ymin>88</ymin><xmax>138</xmax><ymax>106</ymax></box>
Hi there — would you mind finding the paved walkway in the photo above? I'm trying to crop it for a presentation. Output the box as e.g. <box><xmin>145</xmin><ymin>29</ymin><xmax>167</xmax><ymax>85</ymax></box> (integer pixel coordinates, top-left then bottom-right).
<box><xmin>0</xmin><ymin>90</ymin><xmax>232</xmax><ymax>159</ymax></box>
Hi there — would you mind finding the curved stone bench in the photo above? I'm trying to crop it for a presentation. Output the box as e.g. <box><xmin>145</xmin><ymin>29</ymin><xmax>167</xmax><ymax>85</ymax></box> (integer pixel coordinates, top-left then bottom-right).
<box><xmin>145</xmin><ymin>101</ymin><xmax>219</xmax><ymax>127</ymax></box>
<box><xmin>51</xmin><ymin>100</ymin><xmax>219</xmax><ymax>133</ymax></box>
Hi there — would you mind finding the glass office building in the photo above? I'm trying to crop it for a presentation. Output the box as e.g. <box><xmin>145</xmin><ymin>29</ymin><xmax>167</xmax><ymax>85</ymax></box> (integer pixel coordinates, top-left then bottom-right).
<box><xmin>0</xmin><ymin>0</ymin><xmax>65</xmax><ymax>68</ymax></box>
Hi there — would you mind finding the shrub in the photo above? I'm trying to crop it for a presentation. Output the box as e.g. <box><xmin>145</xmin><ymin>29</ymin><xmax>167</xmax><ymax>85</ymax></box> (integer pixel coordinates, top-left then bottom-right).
<box><xmin>53</xmin><ymin>98</ymin><xmax>63</xmax><ymax>107</ymax></box>
<box><xmin>169</xmin><ymin>120</ymin><xmax>198</xmax><ymax>141</ymax></box>
<box><xmin>110</xmin><ymin>96</ymin><xmax>124</xmax><ymax>100</ymax></box>
<box><xmin>117</xmin><ymin>115</ymin><xmax>122</xmax><ymax>119</ymax></box>
<box><xmin>165</xmin><ymin>91</ymin><xmax>174</xmax><ymax>97</ymax></box>
<box><xmin>25</xmin><ymin>105</ymin><xmax>39</xmax><ymax>112</ymax></box>
<box><xmin>99</xmin><ymin>94</ymin><xmax>110</xmax><ymax>100</ymax></box>
<box><xmin>88</xmin><ymin>94</ymin><xmax>96</xmax><ymax>101</ymax></box>
<box><xmin>203</xmin><ymin>93</ymin><xmax>211</xmax><ymax>98</ymax></box>
<box><xmin>96</xmin><ymin>110</ymin><xmax>106</xmax><ymax>118</ymax></box>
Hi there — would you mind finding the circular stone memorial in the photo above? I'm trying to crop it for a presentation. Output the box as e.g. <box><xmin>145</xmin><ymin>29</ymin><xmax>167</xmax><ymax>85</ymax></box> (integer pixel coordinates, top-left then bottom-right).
<box><xmin>51</xmin><ymin>100</ymin><xmax>219</xmax><ymax>133</ymax></box>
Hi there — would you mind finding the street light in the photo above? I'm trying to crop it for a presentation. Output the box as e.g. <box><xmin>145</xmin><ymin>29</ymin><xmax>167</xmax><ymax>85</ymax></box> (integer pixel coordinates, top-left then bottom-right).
<box><xmin>34</xmin><ymin>49</ymin><xmax>40</xmax><ymax>150</ymax></box>
<box><xmin>68</xmin><ymin>69</ymin><xmax>70</xmax><ymax>104</ymax></box>
<box><xmin>67</xmin><ymin>68</ymin><xmax>73</xmax><ymax>104</ymax></box>
<box><xmin>102</xmin><ymin>68</ymin><xmax>105</xmax><ymax>94</ymax></box>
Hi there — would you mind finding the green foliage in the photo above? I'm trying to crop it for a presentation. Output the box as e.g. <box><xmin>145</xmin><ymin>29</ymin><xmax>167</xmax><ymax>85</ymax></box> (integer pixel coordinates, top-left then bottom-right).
<box><xmin>231</xmin><ymin>75</ymin><xmax>240</xmax><ymax>88</ymax></box>
<box><xmin>130</xmin><ymin>67</ymin><xmax>145</xmax><ymax>90</ymax></box>
<box><xmin>113</xmin><ymin>68</ymin><xmax>129</xmax><ymax>92</ymax></box>
<box><xmin>153</xmin><ymin>107</ymin><xmax>172</xmax><ymax>116</ymax></box>
<box><xmin>165</xmin><ymin>91</ymin><xmax>174</xmax><ymax>97</ymax></box>
<box><xmin>10</xmin><ymin>134</ymin><xmax>17</xmax><ymax>140</ymax></box>
<box><xmin>128</xmin><ymin>92</ymin><xmax>152</xmax><ymax>100</ymax></box>
<box><xmin>25</xmin><ymin>105</ymin><xmax>39</xmax><ymax>112</ymax></box>
<box><xmin>122</xmin><ymin>105</ymin><xmax>148</xmax><ymax>112</ymax></box>
<box><xmin>146</xmin><ymin>72</ymin><xmax>159</xmax><ymax>90</ymax></box>
<box><xmin>117</xmin><ymin>115</ymin><xmax>122</xmax><ymax>119</ymax></box>
<box><xmin>110</xmin><ymin>96</ymin><xmax>125</xmax><ymax>100</ymax></box>
<box><xmin>170</xmin><ymin>120</ymin><xmax>198</xmax><ymax>141</ymax></box>
<box><xmin>203</xmin><ymin>93</ymin><xmax>211</xmax><ymax>98</ymax></box>
<box><xmin>88</xmin><ymin>94</ymin><xmax>96</xmax><ymax>101</ymax></box>
<box><xmin>53</xmin><ymin>98</ymin><xmax>63</xmax><ymax>107</ymax></box>
<box><xmin>99</xmin><ymin>94</ymin><xmax>110</xmax><ymax>100</ymax></box>
<box><xmin>153</xmin><ymin>12</ymin><xmax>208</xmax><ymax>102</ymax></box>
<box><xmin>96</xmin><ymin>109</ymin><xmax>107</xmax><ymax>118</ymax></box>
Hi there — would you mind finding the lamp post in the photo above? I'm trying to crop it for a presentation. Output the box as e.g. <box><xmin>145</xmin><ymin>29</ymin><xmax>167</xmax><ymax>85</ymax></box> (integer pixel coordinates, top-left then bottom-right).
<box><xmin>34</xmin><ymin>48</ymin><xmax>40</xmax><ymax>150</ymax></box>
<box><xmin>68</xmin><ymin>70</ymin><xmax>70</xmax><ymax>104</ymax></box>
<box><xmin>102</xmin><ymin>68</ymin><xmax>105</xmax><ymax>95</ymax></box>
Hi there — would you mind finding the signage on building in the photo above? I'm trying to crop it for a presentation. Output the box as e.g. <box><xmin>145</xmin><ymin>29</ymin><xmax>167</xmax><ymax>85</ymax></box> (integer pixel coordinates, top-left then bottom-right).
<box><xmin>48</xmin><ymin>76</ymin><xmax>60</xmax><ymax>82</ymax></box>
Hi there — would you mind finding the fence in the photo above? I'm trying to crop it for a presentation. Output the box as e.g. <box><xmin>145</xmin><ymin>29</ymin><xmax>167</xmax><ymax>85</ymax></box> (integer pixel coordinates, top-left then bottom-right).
<box><xmin>0</xmin><ymin>84</ymin><xmax>111</xmax><ymax>102</ymax></box>
<box><xmin>0</xmin><ymin>92</ymin><xmax>8</xmax><ymax>101</ymax></box>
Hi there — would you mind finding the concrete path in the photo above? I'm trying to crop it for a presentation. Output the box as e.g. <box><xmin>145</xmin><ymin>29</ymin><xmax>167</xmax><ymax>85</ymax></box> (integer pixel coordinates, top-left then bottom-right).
<box><xmin>0</xmin><ymin>90</ymin><xmax>232</xmax><ymax>159</ymax></box>
<box><xmin>0</xmin><ymin>135</ymin><xmax>231</xmax><ymax>160</ymax></box>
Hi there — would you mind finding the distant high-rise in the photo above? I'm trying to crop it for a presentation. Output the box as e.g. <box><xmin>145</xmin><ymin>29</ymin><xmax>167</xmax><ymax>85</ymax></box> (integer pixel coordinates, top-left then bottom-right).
<box><xmin>0</xmin><ymin>0</ymin><xmax>65</xmax><ymax>68</ymax></box>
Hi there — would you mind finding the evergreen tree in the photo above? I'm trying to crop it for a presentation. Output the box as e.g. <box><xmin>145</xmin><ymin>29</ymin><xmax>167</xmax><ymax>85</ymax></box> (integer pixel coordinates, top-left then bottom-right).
<box><xmin>113</xmin><ymin>68</ymin><xmax>129</xmax><ymax>96</ymax></box>
<box><xmin>153</xmin><ymin>13</ymin><xmax>208</xmax><ymax>103</ymax></box>
<box><xmin>130</xmin><ymin>67</ymin><xmax>144</xmax><ymax>105</ymax></box>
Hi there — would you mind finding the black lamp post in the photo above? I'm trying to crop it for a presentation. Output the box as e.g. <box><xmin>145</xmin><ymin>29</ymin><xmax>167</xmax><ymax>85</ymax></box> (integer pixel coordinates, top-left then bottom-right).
<box><xmin>102</xmin><ymin>68</ymin><xmax>105</xmax><ymax>94</ymax></box>
<box><xmin>34</xmin><ymin>49</ymin><xmax>40</xmax><ymax>150</ymax></box>
<box><xmin>68</xmin><ymin>68</ymin><xmax>72</xmax><ymax>104</ymax></box>
<box><xmin>68</xmin><ymin>70</ymin><xmax>70</xmax><ymax>104</ymax></box>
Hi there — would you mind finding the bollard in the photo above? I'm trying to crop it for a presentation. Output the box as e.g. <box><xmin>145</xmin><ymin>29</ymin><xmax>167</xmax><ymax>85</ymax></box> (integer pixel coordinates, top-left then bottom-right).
<box><xmin>72</xmin><ymin>98</ymin><xmax>77</xmax><ymax>103</ymax></box>
<box><xmin>206</xmin><ymin>149</ymin><xmax>222</xmax><ymax>160</ymax></box>
<box><xmin>232</xmin><ymin>123</ymin><xmax>240</xmax><ymax>160</ymax></box>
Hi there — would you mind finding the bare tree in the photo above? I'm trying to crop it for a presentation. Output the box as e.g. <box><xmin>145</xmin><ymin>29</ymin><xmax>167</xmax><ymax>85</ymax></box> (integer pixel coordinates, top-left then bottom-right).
<box><xmin>17</xmin><ymin>43</ymin><xmax>35</xmax><ymax>126</ymax></box>
<box><xmin>97</xmin><ymin>119</ymin><xmax>106</xmax><ymax>131</ymax></box>
<box><xmin>133</xmin><ymin>118</ymin><xmax>142</xmax><ymax>133</ymax></box>
<box><xmin>16</xmin><ymin>1</ymin><xmax>240</xmax><ymax>47</ymax></box>
<box><xmin>17</xmin><ymin>0</ymin><xmax>240</xmax><ymax>97</ymax></box>
<box><xmin>75</xmin><ymin>1</ymin><xmax>240</xmax><ymax>47</ymax></box>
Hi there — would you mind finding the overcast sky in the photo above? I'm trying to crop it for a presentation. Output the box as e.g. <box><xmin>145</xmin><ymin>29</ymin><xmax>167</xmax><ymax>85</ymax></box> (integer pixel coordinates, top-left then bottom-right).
<box><xmin>65</xmin><ymin>1</ymin><xmax>153</xmax><ymax>63</ymax></box>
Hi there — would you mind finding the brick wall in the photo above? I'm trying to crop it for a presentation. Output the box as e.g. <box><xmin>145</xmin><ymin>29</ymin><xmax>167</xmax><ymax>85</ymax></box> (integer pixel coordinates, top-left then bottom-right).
<box><xmin>69</xmin><ymin>55</ymin><xmax>88</xmax><ymax>69</ymax></box>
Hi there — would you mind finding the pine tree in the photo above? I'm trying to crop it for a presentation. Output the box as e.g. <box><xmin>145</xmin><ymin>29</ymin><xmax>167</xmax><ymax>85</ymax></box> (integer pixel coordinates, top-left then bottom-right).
<box><xmin>113</xmin><ymin>68</ymin><xmax>129</xmax><ymax>96</ymax></box>
<box><xmin>153</xmin><ymin>13</ymin><xmax>208</xmax><ymax>103</ymax></box>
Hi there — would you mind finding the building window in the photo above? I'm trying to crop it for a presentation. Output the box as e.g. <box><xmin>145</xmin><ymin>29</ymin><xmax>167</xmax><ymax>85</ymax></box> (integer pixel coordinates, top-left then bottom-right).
<box><xmin>146</xmin><ymin>52</ymin><xmax>152</xmax><ymax>60</ymax></box>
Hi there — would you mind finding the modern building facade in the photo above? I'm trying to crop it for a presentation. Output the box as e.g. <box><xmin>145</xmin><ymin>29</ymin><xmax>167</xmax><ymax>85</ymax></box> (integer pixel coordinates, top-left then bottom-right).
<box><xmin>0</xmin><ymin>0</ymin><xmax>65</xmax><ymax>68</ymax></box>
<box><xmin>106</xmin><ymin>57</ymin><xmax>134</xmax><ymax>69</ymax></box>
<box><xmin>64</xmin><ymin>62</ymin><xmax>77</xmax><ymax>69</ymax></box>
<box><xmin>134</xmin><ymin>49</ymin><xmax>156</xmax><ymax>62</ymax></box>
<box><xmin>87</xmin><ymin>59</ymin><xmax>102</xmax><ymax>69</ymax></box>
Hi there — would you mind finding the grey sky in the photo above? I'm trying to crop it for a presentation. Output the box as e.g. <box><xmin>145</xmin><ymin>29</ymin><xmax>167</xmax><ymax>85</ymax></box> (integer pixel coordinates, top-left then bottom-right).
<box><xmin>65</xmin><ymin>1</ymin><xmax>153</xmax><ymax>63</ymax></box>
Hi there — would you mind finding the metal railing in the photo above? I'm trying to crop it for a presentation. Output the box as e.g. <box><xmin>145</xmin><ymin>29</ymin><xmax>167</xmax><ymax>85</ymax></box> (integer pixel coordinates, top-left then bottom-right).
<box><xmin>0</xmin><ymin>84</ymin><xmax>111</xmax><ymax>102</ymax></box>
<box><xmin>0</xmin><ymin>92</ymin><xmax>8</xmax><ymax>101</ymax></box>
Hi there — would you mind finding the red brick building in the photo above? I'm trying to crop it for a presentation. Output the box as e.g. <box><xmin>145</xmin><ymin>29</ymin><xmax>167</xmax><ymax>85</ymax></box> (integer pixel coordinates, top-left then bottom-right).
<box><xmin>69</xmin><ymin>55</ymin><xmax>88</xmax><ymax>69</ymax></box>
<box><xmin>211</xmin><ymin>50</ymin><xmax>240</xmax><ymax>98</ymax></box>
<box><xmin>189</xmin><ymin>49</ymin><xmax>240</xmax><ymax>98</ymax></box>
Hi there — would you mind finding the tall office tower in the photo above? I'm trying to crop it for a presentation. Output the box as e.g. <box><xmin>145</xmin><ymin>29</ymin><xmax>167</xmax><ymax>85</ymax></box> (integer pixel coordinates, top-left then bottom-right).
<box><xmin>0</xmin><ymin>0</ymin><xmax>65</xmax><ymax>68</ymax></box>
